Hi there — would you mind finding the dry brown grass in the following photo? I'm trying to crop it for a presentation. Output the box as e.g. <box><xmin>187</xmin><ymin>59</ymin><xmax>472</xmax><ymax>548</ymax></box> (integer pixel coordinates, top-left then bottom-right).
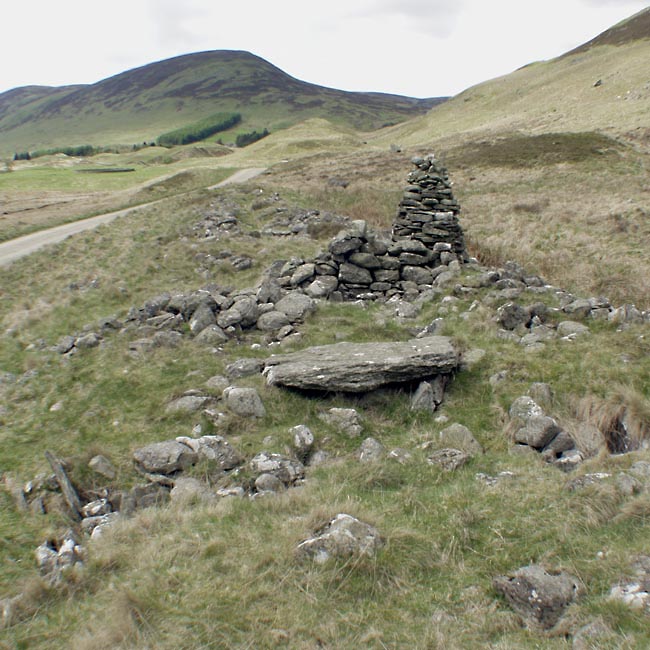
<box><xmin>572</xmin><ymin>387</ymin><xmax>650</xmax><ymax>453</ymax></box>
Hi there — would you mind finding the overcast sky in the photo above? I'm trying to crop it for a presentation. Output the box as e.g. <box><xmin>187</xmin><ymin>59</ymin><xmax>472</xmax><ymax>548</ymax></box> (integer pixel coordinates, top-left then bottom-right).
<box><xmin>1</xmin><ymin>0</ymin><xmax>648</xmax><ymax>98</ymax></box>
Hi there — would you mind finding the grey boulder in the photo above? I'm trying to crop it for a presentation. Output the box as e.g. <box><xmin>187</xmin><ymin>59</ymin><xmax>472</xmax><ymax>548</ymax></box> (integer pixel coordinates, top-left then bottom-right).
<box><xmin>264</xmin><ymin>336</ymin><xmax>458</xmax><ymax>392</ymax></box>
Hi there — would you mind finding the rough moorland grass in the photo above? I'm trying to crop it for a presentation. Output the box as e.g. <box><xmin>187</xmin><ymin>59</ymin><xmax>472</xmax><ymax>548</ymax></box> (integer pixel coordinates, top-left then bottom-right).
<box><xmin>3</xmin><ymin>182</ymin><xmax>650</xmax><ymax>648</ymax></box>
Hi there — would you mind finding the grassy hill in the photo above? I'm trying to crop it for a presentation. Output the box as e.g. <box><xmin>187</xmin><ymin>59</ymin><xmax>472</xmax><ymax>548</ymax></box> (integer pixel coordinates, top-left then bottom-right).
<box><xmin>0</xmin><ymin>50</ymin><xmax>445</xmax><ymax>157</ymax></box>
<box><xmin>2</xmin><ymin>10</ymin><xmax>650</xmax><ymax>649</ymax></box>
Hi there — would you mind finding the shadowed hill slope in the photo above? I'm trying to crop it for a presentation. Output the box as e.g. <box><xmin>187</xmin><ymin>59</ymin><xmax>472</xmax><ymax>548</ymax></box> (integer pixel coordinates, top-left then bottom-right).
<box><xmin>0</xmin><ymin>50</ymin><xmax>445</xmax><ymax>156</ymax></box>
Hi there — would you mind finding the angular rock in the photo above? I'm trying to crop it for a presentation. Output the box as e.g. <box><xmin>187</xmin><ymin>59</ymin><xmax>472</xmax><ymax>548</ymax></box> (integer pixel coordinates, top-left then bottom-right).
<box><xmin>264</xmin><ymin>336</ymin><xmax>458</xmax><ymax>393</ymax></box>
<box><xmin>255</xmin><ymin>473</ymin><xmax>286</xmax><ymax>493</ymax></box>
<box><xmin>305</xmin><ymin>276</ymin><xmax>339</xmax><ymax>299</ymax></box>
<box><xmin>132</xmin><ymin>440</ymin><xmax>198</xmax><ymax>475</ymax></box>
<box><xmin>166</xmin><ymin>394</ymin><xmax>214</xmax><ymax>414</ymax></box>
<box><xmin>170</xmin><ymin>477</ymin><xmax>215</xmax><ymax>503</ymax></box>
<box><xmin>194</xmin><ymin>325</ymin><xmax>228</xmax><ymax>345</ymax></box>
<box><xmin>494</xmin><ymin>564</ymin><xmax>581</xmax><ymax>630</ymax></box>
<box><xmin>189</xmin><ymin>303</ymin><xmax>216</xmax><ymax>335</ymax></box>
<box><xmin>297</xmin><ymin>513</ymin><xmax>383</xmax><ymax>563</ymax></box>
<box><xmin>514</xmin><ymin>416</ymin><xmax>562</xmax><ymax>449</ymax></box>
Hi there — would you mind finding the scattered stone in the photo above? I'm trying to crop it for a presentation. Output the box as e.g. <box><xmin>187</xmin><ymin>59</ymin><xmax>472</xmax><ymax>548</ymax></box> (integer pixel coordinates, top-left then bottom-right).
<box><xmin>132</xmin><ymin>440</ymin><xmax>198</xmax><ymax>475</ymax></box>
<box><xmin>249</xmin><ymin>452</ymin><xmax>305</xmax><ymax>485</ymax></box>
<box><xmin>558</xmin><ymin>321</ymin><xmax>590</xmax><ymax>338</ymax></box>
<box><xmin>175</xmin><ymin>435</ymin><xmax>243</xmax><ymax>470</ymax></box>
<box><xmin>254</xmin><ymin>473</ymin><xmax>286</xmax><ymax>493</ymax></box>
<box><xmin>358</xmin><ymin>437</ymin><xmax>385</xmax><ymax>462</ymax></box>
<box><xmin>274</xmin><ymin>293</ymin><xmax>316</xmax><ymax>322</ymax></box>
<box><xmin>291</xmin><ymin>425</ymin><xmax>315</xmax><ymax>463</ymax></box>
<box><xmin>427</xmin><ymin>448</ymin><xmax>470</xmax><ymax>472</ymax></box>
<box><xmin>165</xmin><ymin>394</ymin><xmax>214</xmax><ymax>414</ymax></box>
<box><xmin>439</xmin><ymin>423</ymin><xmax>483</xmax><ymax>455</ymax></box>
<box><xmin>170</xmin><ymin>477</ymin><xmax>215</xmax><ymax>503</ymax></box>
<box><xmin>475</xmin><ymin>471</ymin><xmax>516</xmax><ymax>486</ymax></box>
<box><xmin>222</xmin><ymin>386</ymin><xmax>266</xmax><ymax>418</ymax></box>
<box><xmin>225</xmin><ymin>358</ymin><xmax>264</xmax><ymax>379</ymax></box>
<box><xmin>296</xmin><ymin>513</ymin><xmax>383</xmax><ymax>563</ymax></box>
<box><xmin>493</xmin><ymin>564</ymin><xmax>581</xmax><ymax>630</ymax></box>
<box><xmin>572</xmin><ymin>619</ymin><xmax>616</xmax><ymax>650</ymax></box>
<box><xmin>88</xmin><ymin>455</ymin><xmax>117</xmax><ymax>480</ymax></box>
<box><xmin>35</xmin><ymin>533</ymin><xmax>84</xmax><ymax>584</ymax></box>
<box><xmin>319</xmin><ymin>408</ymin><xmax>363</xmax><ymax>437</ymax></box>
<box><xmin>513</xmin><ymin>416</ymin><xmax>562</xmax><ymax>449</ymax></box>
<box><xmin>564</xmin><ymin>473</ymin><xmax>611</xmax><ymax>491</ymax></box>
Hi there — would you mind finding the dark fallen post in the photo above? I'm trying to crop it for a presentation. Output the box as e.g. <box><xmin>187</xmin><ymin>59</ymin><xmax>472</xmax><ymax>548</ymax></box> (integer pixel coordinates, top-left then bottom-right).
<box><xmin>45</xmin><ymin>451</ymin><xmax>82</xmax><ymax>521</ymax></box>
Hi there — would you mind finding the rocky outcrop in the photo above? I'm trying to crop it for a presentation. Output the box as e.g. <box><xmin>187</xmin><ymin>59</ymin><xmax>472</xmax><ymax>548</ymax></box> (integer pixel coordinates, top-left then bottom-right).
<box><xmin>264</xmin><ymin>335</ymin><xmax>459</xmax><ymax>393</ymax></box>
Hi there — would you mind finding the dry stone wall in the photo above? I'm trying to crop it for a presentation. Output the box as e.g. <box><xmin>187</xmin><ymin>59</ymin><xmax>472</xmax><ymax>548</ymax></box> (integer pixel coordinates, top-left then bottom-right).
<box><xmin>272</xmin><ymin>154</ymin><xmax>469</xmax><ymax>302</ymax></box>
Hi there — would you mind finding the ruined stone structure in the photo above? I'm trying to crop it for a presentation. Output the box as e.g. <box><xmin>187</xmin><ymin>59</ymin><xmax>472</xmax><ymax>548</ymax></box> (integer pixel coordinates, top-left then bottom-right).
<box><xmin>272</xmin><ymin>153</ymin><xmax>468</xmax><ymax>301</ymax></box>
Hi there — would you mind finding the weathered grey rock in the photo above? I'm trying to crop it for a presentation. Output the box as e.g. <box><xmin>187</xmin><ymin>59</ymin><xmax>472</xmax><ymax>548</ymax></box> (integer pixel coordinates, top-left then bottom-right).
<box><xmin>81</xmin><ymin>499</ymin><xmax>111</xmax><ymax>518</ymax></box>
<box><xmin>513</xmin><ymin>416</ymin><xmax>562</xmax><ymax>449</ymax></box>
<box><xmin>305</xmin><ymin>276</ymin><xmax>339</xmax><ymax>299</ymax></box>
<box><xmin>274</xmin><ymin>293</ymin><xmax>316</xmax><ymax>322</ymax></box>
<box><xmin>410</xmin><ymin>380</ymin><xmax>437</xmax><ymax>412</ymax></box>
<box><xmin>291</xmin><ymin>263</ymin><xmax>316</xmax><ymax>286</ymax></box>
<box><xmin>319</xmin><ymin>408</ymin><xmax>363</xmax><ymax>437</ymax></box>
<box><xmin>216</xmin><ymin>297</ymin><xmax>258</xmax><ymax>329</ymax></box>
<box><xmin>189</xmin><ymin>303</ymin><xmax>216</xmax><ymax>335</ymax></box>
<box><xmin>264</xmin><ymin>336</ymin><xmax>458</xmax><ymax>392</ymax></box>
<box><xmin>256</xmin><ymin>310</ymin><xmax>291</xmax><ymax>332</ymax></box>
<box><xmin>427</xmin><ymin>448</ymin><xmax>470</xmax><ymax>471</ymax></box>
<box><xmin>439</xmin><ymin>423</ymin><xmax>483</xmax><ymax>455</ymax></box>
<box><xmin>527</xmin><ymin>383</ymin><xmax>553</xmax><ymax>408</ymax></box>
<box><xmin>339</xmin><ymin>263</ymin><xmax>373</xmax><ymax>285</ymax></box>
<box><xmin>291</xmin><ymin>425</ymin><xmax>315</xmax><ymax>462</ymax></box>
<box><xmin>256</xmin><ymin>278</ymin><xmax>283</xmax><ymax>304</ymax></box>
<box><xmin>170</xmin><ymin>477</ymin><xmax>215</xmax><ymax>502</ymax></box>
<box><xmin>250</xmin><ymin>452</ymin><xmax>304</xmax><ymax>485</ymax></box>
<box><xmin>497</xmin><ymin>302</ymin><xmax>530</xmax><ymax>330</ymax></box>
<box><xmin>222</xmin><ymin>387</ymin><xmax>266</xmax><ymax>418</ymax></box>
<box><xmin>194</xmin><ymin>325</ymin><xmax>229</xmax><ymax>345</ymax></box>
<box><xmin>205</xmin><ymin>375</ymin><xmax>229</xmax><ymax>392</ymax></box>
<box><xmin>133</xmin><ymin>441</ymin><xmax>198</xmax><ymax>475</ymax></box>
<box><xmin>329</xmin><ymin>232</ymin><xmax>363</xmax><ymax>256</ymax></box>
<box><xmin>55</xmin><ymin>335</ymin><xmax>76</xmax><ymax>354</ymax></box>
<box><xmin>460</xmin><ymin>348</ymin><xmax>487</xmax><ymax>370</ymax></box>
<box><xmin>563</xmin><ymin>299</ymin><xmax>592</xmax><ymax>318</ymax></box>
<box><xmin>88</xmin><ymin>455</ymin><xmax>116</xmax><ymax>480</ymax></box>
<box><xmin>358</xmin><ymin>437</ymin><xmax>385</xmax><ymax>462</ymax></box>
<box><xmin>509</xmin><ymin>396</ymin><xmax>544</xmax><ymax>421</ymax></box>
<box><xmin>558</xmin><ymin>321</ymin><xmax>590</xmax><ymax>338</ymax></box>
<box><xmin>493</xmin><ymin>564</ymin><xmax>581</xmax><ymax>630</ymax></box>
<box><xmin>255</xmin><ymin>473</ymin><xmax>286</xmax><ymax>493</ymax></box>
<box><xmin>175</xmin><ymin>435</ymin><xmax>243</xmax><ymax>470</ymax></box>
<box><xmin>225</xmin><ymin>358</ymin><xmax>264</xmax><ymax>379</ymax></box>
<box><xmin>296</xmin><ymin>513</ymin><xmax>383</xmax><ymax>563</ymax></box>
<box><xmin>35</xmin><ymin>534</ymin><xmax>84</xmax><ymax>584</ymax></box>
<box><xmin>75</xmin><ymin>332</ymin><xmax>101</xmax><ymax>349</ymax></box>
<box><xmin>166</xmin><ymin>394</ymin><xmax>214</xmax><ymax>414</ymax></box>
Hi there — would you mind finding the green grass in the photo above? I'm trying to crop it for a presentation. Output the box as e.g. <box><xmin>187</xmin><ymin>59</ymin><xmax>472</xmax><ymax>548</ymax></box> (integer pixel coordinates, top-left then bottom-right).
<box><xmin>2</xmin><ymin>182</ymin><xmax>650</xmax><ymax>647</ymax></box>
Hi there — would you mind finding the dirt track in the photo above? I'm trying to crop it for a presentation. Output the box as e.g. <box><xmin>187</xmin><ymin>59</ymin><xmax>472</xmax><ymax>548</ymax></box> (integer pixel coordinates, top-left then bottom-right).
<box><xmin>0</xmin><ymin>167</ymin><xmax>266</xmax><ymax>267</ymax></box>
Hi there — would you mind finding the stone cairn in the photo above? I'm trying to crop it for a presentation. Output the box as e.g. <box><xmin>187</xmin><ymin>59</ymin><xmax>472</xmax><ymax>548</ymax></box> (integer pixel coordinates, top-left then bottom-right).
<box><xmin>273</xmin><ymin>153</ymin><xmax>468</xmax><ymax>302</ymax></box>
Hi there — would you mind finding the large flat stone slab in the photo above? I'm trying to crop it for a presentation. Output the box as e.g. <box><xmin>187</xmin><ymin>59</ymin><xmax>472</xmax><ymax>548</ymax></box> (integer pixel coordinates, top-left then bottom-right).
<box><xmin>263</xmin><ymin>336</ymin><xmax>458</xmax><ymax>392</ymax></box>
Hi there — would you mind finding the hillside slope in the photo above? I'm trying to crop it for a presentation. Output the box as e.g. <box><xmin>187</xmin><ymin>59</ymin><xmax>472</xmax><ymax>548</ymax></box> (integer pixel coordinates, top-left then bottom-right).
<box><xmin>375</xmin><ymin>7</ymin><xmax>650</xmax><ymax>146</ymax></box>
<box><xmin>0</xmin><ymin>50</ymin><xmax>445</xmax><ymax>156</ymax></box>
